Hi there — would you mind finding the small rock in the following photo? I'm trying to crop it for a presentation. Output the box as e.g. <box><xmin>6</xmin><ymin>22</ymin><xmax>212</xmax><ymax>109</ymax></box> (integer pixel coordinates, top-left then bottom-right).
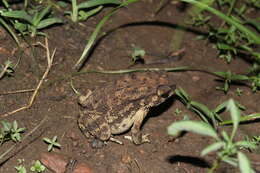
<box><xmin>121</xmin><ymin>154</ymin><xmax>131</xmax><ymax>164</ymax></box>
<box><xmin>192</xmin><ymin>76</ymin><xmax>200</xmax><ymax>82</ymax></box>
<box><xmin>72</xmin><ymin>163</ymin><xmax>94</xmax><ymax>173</ymax></box>
<box><xmin>40</xmin><ymin>152</ymin><xmax>69</xmax><ymax>173</ymax></box>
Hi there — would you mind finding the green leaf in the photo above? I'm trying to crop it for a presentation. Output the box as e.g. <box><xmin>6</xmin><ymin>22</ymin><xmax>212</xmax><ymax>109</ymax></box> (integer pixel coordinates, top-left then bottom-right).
<box><xmin>245</xmin><ymin>19</ymin><xmax>260</xmax><ymax>32</ymax></box>
<box><xmin>15</xmin><ymin>165</ymin><xmax>27</xmax><ymax>173</ymax></box>
<box><xmin>175</xmin><ymin>88</ymin><xmax>190</xmax><ymax>104</ymax></box>
<box><xmin>37</xmin><ymin>18</ymin><xmax>63</xmax><ymax>29</ymax></box>
<box><xmin>30</xmin><ymin>160</ymin><xmax>45</xmax><ymax>172</ymax></box>
<box><xmin>78</xmin><ymin>6</ymin><xmax>103</xmax><ymax>21</ymax></box>
<box><xmin>230</xmin><ymin>74</ymin><xmax>249</xmax><ymax>81</ymax></box>
<box><xmin>78</xmin><ymin>0</ymin><xmax>121</xmax><ymax>10</ymax></box>
<box><xmin>47</xmin><ymin>144</ymin><xmax>52</xmax><ymax>152</ymax></box>
<box><xmin>43</xmin><ymin>138</ymin><xmax>52</xmax><ymax>144</ymax></box>
<box><xmin>190</xmin><ymin>101</ymin><xmax>213</xmax><ymax>119</ymax></box>
<box><xmin>2</xmin><ymin>121</ymin><xmax>11</xmax><ymax>132</ymax></box>
<box><xmin>181</xmin><ymin>0</ymin><xmax>260</xmax><ymax>44</ymax></box>
<box><xmin>214</xmin><ymin>101</ymin><xmax>227</xmax><ymax>114</ymax></box>
<box><xmin>33</xmin><ymin>6</ymin><xmax>51</xmax><ymax>26</ymax></box>
<box><xmin>14</xmin><ymin>21</ymin><xmax>28</xmax><ymax>32</ymax></box>
<box><xmin>201</xmin><ymin>141</ymin><xmax>225</xmax><ymax>156</ymax></box>
<box><xmin>167</xmin><ymin>120</ymin><xmax>219</xmax><ymax>139</ymax></box>
<box><xmin>227</xmin><ymin>99</ymin><xmax>240</xmax><ymax>140</ymax></box>
<box><xmin>238</xmin><ymin>152</ymin><xmax>254</xmax><ymax>173</ymax></box>
<box><xmin>217</xmin><ymin>43</ymin><xmax>236</xmax><ymax>51</ymax></box>
<box><xmin>235</xmin><ymin>141</ymin><xmax>257</xmax><ymax>150</ymax></box>
<box><xmin>0</xmin><ymin>18</ymin><xmax>20</xmax><ymax>45</ymax></box>
<box><xmin>13</xmin><ymin>120</ymin><xmax>18</xmax><ymax>130</ymax></box>
<box><xmin>1</xmin><ymin>10</ymin><xmax>32</xmax><ymax>23</ymax></box>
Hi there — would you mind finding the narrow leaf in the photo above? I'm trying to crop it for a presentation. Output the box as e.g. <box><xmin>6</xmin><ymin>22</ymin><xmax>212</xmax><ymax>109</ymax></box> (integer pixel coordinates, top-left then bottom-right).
<box><xmin>74</xmin><ymin>0</ymin><xmax>138</xmax><ymax>69</ymax></box>
<box><xmin>37</xmin><ymin>18</ymin><xmax>63</xmax><ymax>29</ymax></box>
<box><xmin>227</xmin><ymin>99</ymin><xmax>240</xmax><ymax>140</ymax></box>
<box><xmin>1</xmin><ymin>10</ymin><xmax>32</xmax><ymax>23</ymax></box>
<box><xmin>201</xmin><ymin>141</ymin><xmax>225</xmax><ymax>156</ymax></box>
<box><xmin>238</xmin><ymin>152</ymin><xmax>253</xmax><ymax>173</ymax></box>
<box><xmin>167</xmin><ymin>120</ymin><xmax>219</xmax><ymax>139</ymax></box>
<box><xmin>181</xmin><ymin>0</ymin><xmax>260</xmax><ymax>44</ymax></box>
<box><xmin>78</xmin><ymin>0</ymin><xmax>121</xmax><ymax>10</ymax></box>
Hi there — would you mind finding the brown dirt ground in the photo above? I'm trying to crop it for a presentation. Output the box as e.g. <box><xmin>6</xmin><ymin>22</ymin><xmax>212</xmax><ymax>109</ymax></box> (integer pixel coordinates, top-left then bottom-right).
<box><xmin>0</xmin><ymin>1</ymin><xmax>259</xmax><ymax>173</ymax></box>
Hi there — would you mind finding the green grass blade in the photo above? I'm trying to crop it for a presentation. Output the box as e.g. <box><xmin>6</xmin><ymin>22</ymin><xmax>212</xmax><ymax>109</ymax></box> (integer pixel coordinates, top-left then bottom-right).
<box><xmin>0</xmin><ymin>10</ymin><xmax>32</xmax><ymax>23</ymax></box>
<box><xmin>78</xmin><ymin>0</ymin><xmax>121</xmax><ymax>10</ymax></box>
<box><xmin>33</xmin><ymin>6</ymin><xmax>51</xmax><ymax>26</ymax></box>
<box><xmin>190</xmin><ymin>101</ymin><xmax>213</xmax><ymax>119</ymax></box>
<box><xmin>37</xmin><ymin>18</ymin><xmax>63</xmax><ymax>29</ymax></box>
<box><xmin>74</xmin><ymin>0</ymin><xmax>139</xmax><ymax>69</ymax></box>
<box><xmin>79</xmin><ymin>6</ymin><xmax>103</xmax><ymax>21</ymax></box>
<box><xmin>0</xmin><ymin>18</ymin><xmax>20</xmax><ymax>45</ymax></box>
<box><xmin>72</xmin><ymin>66</ymin><xmax>190</xmax><ymax>75</ymax></box>
<box><xmin>181</xmin><ymin>0</ymin><xmax>260</xmax><ymax>44</ymax></box>
<box><xmin>219</xmin><ymin>113</ymin><xmax>260</xmax><ymax>125</ymax></box>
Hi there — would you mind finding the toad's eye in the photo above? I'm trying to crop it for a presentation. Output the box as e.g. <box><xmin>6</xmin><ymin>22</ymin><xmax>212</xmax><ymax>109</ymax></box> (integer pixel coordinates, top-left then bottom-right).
<box><xmin>156</xmin><ymin>85</ymin><xmax>175</xmax><ymax>98</ymax></box>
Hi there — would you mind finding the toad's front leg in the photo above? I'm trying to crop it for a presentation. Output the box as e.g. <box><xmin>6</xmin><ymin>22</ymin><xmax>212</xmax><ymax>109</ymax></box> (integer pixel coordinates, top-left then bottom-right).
<box><xmin>131</xmin><ymin>108</ymin><xmax>150</xmax><ymax>145</ymax></box>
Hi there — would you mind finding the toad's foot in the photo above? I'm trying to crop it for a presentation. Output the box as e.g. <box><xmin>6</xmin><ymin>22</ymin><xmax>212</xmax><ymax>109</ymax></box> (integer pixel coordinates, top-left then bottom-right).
<box><xmin>90</xmin><ymin>138</ymin><xmax>106</xmax><ymax>149</ymax></box>
<box><xmin>109</xmin><ymin>137</ymin><xmax>123</xmax><ymax>145</ymax></box>
<box><xmin>124</xmin><ymin>134</ymin><xmax>150</xmax><ymax>145</ymax></box>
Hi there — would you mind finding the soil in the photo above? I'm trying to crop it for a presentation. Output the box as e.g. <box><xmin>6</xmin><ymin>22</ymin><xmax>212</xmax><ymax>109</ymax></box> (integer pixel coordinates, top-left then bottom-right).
<box><xmin>0</xmin><ymin>1</ymin><xmax>259</xmax><ymax>173</ymax></box>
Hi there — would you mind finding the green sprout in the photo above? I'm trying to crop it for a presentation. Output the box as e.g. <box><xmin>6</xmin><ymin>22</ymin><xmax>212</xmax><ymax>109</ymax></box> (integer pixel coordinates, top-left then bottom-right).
<box><xmin>0</xmin><ymin>60</ymin><xmax>15</xmax><ymax>79</ymax></box>
<box><xmin>175</xmin><ymin>87</ymin><xmax>247</xmax><ymax>128</ymax></box>
<box><xmin>174</xmin><ymin>108</ymin><xmax>182</xmax><ymax>115</ymax></box>
<box><xmin>168</xmin><ymin>99</ymin><xmax>256</xmax><ymax>173</ymax></box>
<box><xmin>43</xmin><ymin>136</ymin><xmax>61</xmax><ymax>152</ymax></box>
<box><xmin>65</xmin><ymin>0</ymin><xmax>121</xmax><ymax>22</ymax></box>
<box><xmin>131</xmin><ymin>45</ymin><xmax>146</xmax><ymax>64</ymax></box>
<box><xmin>235</xmin><ymin>88</ymin><xmax>243</xmax><ymax>96</ymax></box>
<box><xmin>175</xmin><ymin>87</ymin><xmax>223</xmax><ymax>126</ymax></box>
<box><xmin>15</xmin><ymin>165</ymin><xmax>27</xmax><ymax>173</ymax></box>
<box><xmin>30</xmin><ymin>160</ymin><xmax>45</xmax><ymax>173</ymax></box>
<box><xmin>0</xmin><ymin>120</ymin><xmax>26</xmax><ymax>145</ymax></box>
<box><xmin>0</xmin><ymin>5</ymin><xmax>63</xmax><ymax>37</ymax></box>
<box><xmin>214</xmin><ymin>71</ymin><xmax>249</xmax><ymax>93</ymax></box>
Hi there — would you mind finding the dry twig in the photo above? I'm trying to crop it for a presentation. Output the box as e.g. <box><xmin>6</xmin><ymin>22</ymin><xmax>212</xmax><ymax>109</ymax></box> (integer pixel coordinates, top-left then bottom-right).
<box><xmin>0</xmin><ymin>38</ymin><xmax>56</xmax><ymax>117</ymax></box>
<box><xmin>0</xmin><ymin>89</ymin><xmax>35</xmax><ymax>95</ymax></box>
<box><xmin>0</xmin><ymin>62</ymin><xmax>11</xmax><ymax>80</ymax></box>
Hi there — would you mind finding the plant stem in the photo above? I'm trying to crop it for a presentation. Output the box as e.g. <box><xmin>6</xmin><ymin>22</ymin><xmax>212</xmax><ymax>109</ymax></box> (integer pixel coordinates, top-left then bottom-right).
<box><xmin>208</xmin><ymin>159</ymin><xmax>220</xmax><ymax>173</ymax></box>
<box><xmin>220</xmin><ymin>0</ymin><xmax>237</xmax><ymax>27</ymax></box>
<box><xmin>0</xmin><ymin>63</ymin><xmax>9</xmax><ymax>79</ymax></box>
<box><xmin>72</xmin><ymin>0</ymin><xmax>78</xmax><ymax>22</ymax></box>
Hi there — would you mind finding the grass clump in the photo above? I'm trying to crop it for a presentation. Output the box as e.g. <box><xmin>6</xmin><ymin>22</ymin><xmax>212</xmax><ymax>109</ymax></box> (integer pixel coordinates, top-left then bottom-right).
<box><xmin>168</xmin><ymin>99</ymin><xmax>257</xmax><ymax>173</ymax></box>
<box><xmin>64</xmin><ymin>0</ymin><xmax>122</xmax><ymax>22</ymax></box>
<box><xmin>0</xmin><ymin>120</ymin><xmax>26</xmax><ymax>145</ymax></box>
<box><xmin>0</xmin><ymin>5</ymin><xmax>63</xmax><ymax>37</ymax></box>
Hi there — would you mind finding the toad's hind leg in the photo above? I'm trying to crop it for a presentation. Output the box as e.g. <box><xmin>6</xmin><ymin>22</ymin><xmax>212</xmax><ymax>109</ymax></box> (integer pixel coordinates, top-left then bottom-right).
<box><xmin>131</xmin><ymin>107</ymin><xmax>150</xmax><ymax>145</ymax></box>
<box><xmin>78</xmin><ymin>113</ymin><xmax>111</xmax><ymax>142</ymax></box>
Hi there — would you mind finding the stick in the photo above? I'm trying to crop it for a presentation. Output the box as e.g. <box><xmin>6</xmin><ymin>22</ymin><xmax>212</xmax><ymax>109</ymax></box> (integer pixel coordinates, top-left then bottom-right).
<box><xmin>0</xmin><ymin>38</ymin><xmax>56</xmax><ymax>117</ymax></box>
<box><xmin>0</xmin><ymin>89</ymin><xmax>35</xmax><ymax>95</ymax></box>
